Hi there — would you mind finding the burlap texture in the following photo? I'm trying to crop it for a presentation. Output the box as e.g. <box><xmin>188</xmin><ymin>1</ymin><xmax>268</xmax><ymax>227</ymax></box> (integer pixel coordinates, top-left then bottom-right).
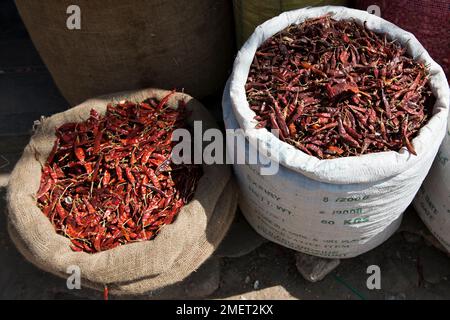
<box><xmin>6</xmin><ymin>88</ymin><xmax>237</xmax><ymax>295</ymax></box>
<box><xmin>15</xmin><ymin>0</ymin><xmax>235</xmax><ymax>105</ymax></box>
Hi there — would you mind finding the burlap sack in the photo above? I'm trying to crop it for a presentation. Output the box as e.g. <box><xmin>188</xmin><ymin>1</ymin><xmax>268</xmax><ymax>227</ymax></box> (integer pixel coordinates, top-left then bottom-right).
<box><xmin>15</xmin><ymin>0</ymin><xmax>235</xmax><ymax>105</ymax></box>
<box><xmin>6</xmin><ymin>88</ymin><xmax>237</xmax><ymax>295</ymax></box>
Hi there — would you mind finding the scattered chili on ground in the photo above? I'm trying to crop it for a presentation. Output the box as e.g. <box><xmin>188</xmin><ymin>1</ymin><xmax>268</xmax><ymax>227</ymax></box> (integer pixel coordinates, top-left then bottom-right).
<box><xmin>36</xmin><ymin>92</ymin><xmax>203</xmax><ymax>253</ymax></box>
<box><xmin>246</xmin><ymin>15</ymin><xmax>435</xmax><ymax>159</ymax></box>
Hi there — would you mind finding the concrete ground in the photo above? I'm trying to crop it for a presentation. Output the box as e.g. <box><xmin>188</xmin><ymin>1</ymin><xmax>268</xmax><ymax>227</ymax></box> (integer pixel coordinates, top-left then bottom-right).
<box><xmin>1</xmin><ymin>2</ymin><xmax>450</xmax><ymax>300</ymax></box>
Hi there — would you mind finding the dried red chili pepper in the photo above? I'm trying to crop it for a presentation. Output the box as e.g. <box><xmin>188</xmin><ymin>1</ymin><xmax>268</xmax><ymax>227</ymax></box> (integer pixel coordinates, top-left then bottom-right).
<box><xmin>246</xmin><ymin>15</ymin><xmax>435</xmax><ymax>159</ymax></box>
<box><xmin>36</xmin><ymin>92</ymin><xmax>202</xmax><ymax>253</ymax></box>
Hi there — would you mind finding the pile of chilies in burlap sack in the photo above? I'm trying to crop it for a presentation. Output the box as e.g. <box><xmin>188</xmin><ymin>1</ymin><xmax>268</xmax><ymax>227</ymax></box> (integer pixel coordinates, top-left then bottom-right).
<box><xmin>36</xmin><ymin>92</ymin><xmax>202</xmax><ymax>253</ymax></box>
<box><xmin>246</xmin><ymin>15</ymin><xmax>435</xmax><ymax>159</ymax></box>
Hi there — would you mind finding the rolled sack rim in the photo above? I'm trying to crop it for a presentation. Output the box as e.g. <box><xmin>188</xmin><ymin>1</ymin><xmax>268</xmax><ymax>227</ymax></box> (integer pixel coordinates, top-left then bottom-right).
<box><xmin>228</xmin><ymin>5</ymin><xmax>450</xmax><ymax>185</ymax></box>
